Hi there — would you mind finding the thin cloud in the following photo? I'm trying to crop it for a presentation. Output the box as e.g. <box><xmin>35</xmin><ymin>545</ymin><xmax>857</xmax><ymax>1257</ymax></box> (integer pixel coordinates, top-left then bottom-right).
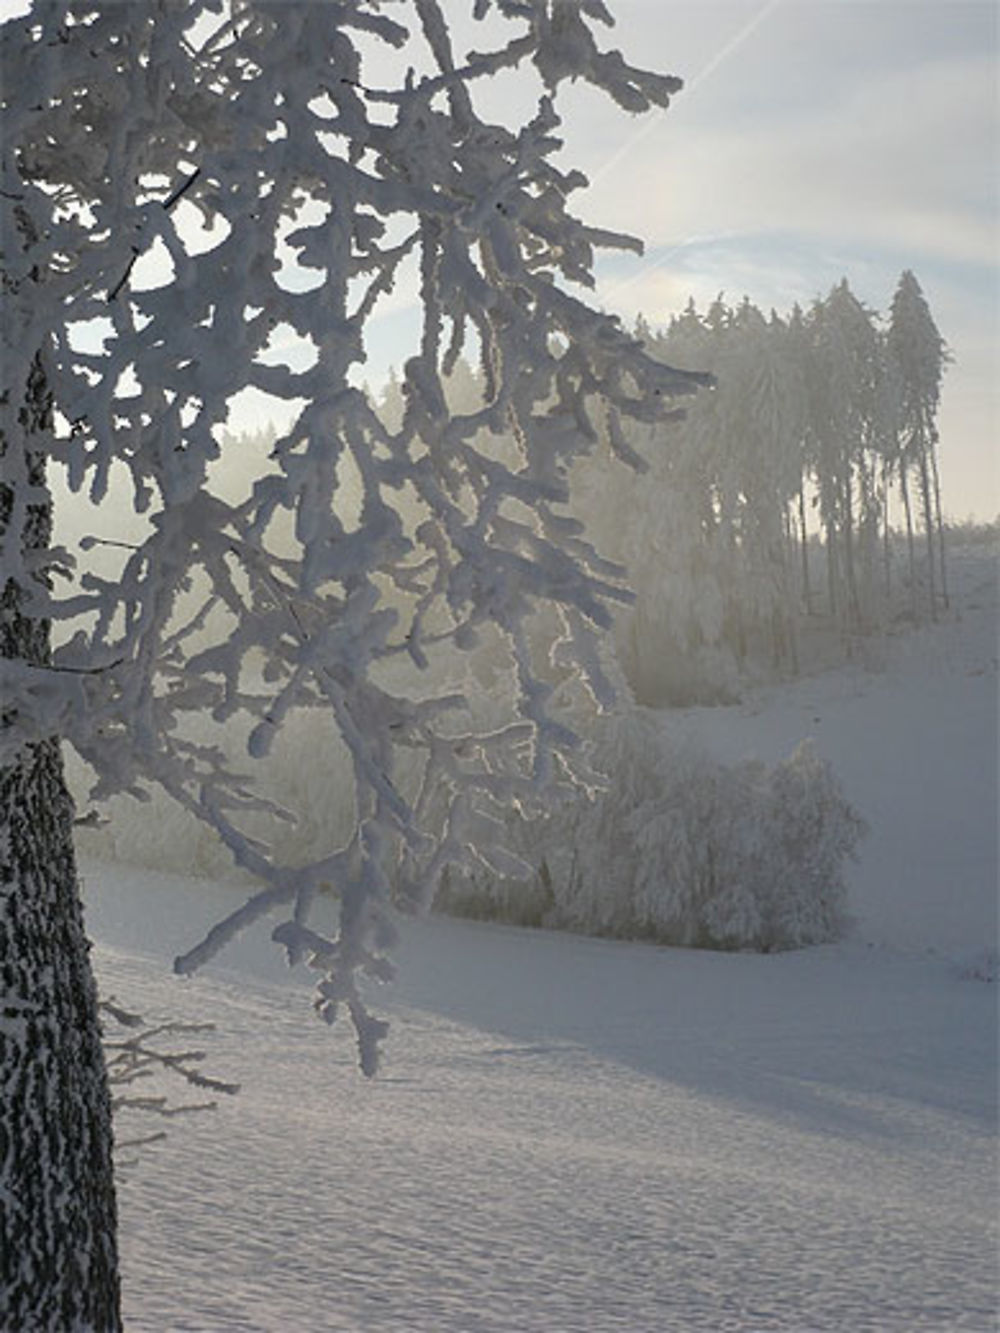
<box><xmin>587</xmin><ymin>51</ymin><xmax>997</xmax><ymax>280</ymax></box>
<box><xmin>588</xmin><ymin>0</ymin><xmax>784</xmax><ymax>188</ymax></box>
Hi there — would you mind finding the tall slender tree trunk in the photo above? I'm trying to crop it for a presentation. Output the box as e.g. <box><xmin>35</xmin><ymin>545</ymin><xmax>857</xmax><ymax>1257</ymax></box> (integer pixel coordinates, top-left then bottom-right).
<box><xmin>929</xmin><ymin>432</ymin><xmax>949</xmax><ymax>610</ymax></box>
<box><xmin>824</xmin><ymin>515</ymin><xmax>838</xmax><ymax>620</ymax></box>
<box><xmin>916</xmin><ymin>440</ymin><xmax>937</xmax><ymax>622</ymax></box>
<box><xmin>855</xmin><ymin>451</ymin><xmax>880</xmax><ymax>630</ymax></box>
<box><xmin>1</xmin><ymin>360</ymin><xmax>122</xmax><ymax>1331</ymax></box>
<box><xmin>777</xmin><ymin>514</ymin><xmax>800</xmax><ymax>674</ymax></box>
<box><xmin>798</xmin><ymin>481</ymin><xmax>812</xmax><ymax>614</ymax></box>
<box><xmin>899</xmin><ymin>459</ymin><xmax>918</xmax><ymax>622</ymax></box>
<box><xmin>841</xmin><ymin>461</ymin><xmax>860</xmax><ymax>630</ymax></box>
<box><xmin>881</xmin><ymin>455</ymin><xmax>892</xmax><ymax>605</ymax></box>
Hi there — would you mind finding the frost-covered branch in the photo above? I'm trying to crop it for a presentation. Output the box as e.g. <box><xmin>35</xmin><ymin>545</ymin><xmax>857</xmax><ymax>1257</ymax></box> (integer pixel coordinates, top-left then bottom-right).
<box><xmin>100</xmin><ymin>996</ymin><xmax>238</xmax><ymax>1159</ymax></box>
<box><xmin>3</xmin><ymin>0</ymin><xmax>707</xmax><ymax>1073</ymax></box>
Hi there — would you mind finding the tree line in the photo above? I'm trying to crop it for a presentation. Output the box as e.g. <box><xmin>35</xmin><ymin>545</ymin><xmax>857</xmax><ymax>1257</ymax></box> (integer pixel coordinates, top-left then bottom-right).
<box><xmin>613</xmin><ymin>273</ymin><xmax>949</xmax><ymax>701</ymax></box>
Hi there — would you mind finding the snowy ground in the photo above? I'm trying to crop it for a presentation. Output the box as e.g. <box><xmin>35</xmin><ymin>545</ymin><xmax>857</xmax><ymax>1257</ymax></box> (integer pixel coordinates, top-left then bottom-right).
<box><xmin>82</xmin><ymin>546</ymin><xmax>998</xmax><ymax>1331</ymax></box>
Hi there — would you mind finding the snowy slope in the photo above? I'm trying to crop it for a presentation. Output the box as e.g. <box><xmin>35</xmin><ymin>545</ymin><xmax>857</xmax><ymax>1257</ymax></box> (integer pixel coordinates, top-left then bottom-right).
<box><xmin>667</xmin><ymin>543</ymin><xmax>998</xmax><ymax>960</ymax></box>
<box><xmin>88</xmin><ymin>907</ymin><xmax>997</xmax><ymax>1333</ymax></box>
<box><xmin>81</xmin><ymin>545</ymin><xmax>998</xmax><ymax>1332</ymax></box>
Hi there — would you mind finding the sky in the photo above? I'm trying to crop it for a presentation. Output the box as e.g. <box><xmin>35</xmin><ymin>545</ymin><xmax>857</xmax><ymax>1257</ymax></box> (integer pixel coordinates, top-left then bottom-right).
<box><xmin>3</xmin><ymin>0</ymin><xmax>997</xmax><ymax>519</ymax></box>
<box><xmin>562</xmin><ymin>0</ymin><xmax>999</xmax><ymax>521</ymax></box>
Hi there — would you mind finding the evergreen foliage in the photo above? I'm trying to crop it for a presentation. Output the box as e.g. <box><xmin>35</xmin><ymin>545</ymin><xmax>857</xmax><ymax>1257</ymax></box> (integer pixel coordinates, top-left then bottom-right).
<box><xmin>887</xmin><ymin>270</ymin><xmax>950</xmax><ymax>618</ymax></box>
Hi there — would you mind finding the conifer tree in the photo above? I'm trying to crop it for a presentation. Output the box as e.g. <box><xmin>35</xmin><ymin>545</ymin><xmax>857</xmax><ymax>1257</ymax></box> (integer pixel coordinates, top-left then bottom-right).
<box><xmin>804</xmin><ymin>281</ymin><xmax>887</xmax><ymax>632</ymax></box>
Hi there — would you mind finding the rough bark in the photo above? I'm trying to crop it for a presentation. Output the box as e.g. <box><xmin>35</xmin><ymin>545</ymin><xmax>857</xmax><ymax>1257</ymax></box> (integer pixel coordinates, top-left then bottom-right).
<box><xmin>1</xmin><ymin>361</ymin><xmax>122</xmax><ymax>1331</ymax></box>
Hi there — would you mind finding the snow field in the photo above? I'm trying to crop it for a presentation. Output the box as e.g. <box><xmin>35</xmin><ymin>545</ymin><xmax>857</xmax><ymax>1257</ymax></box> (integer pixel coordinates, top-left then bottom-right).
<box><xmin>81</xmin><ymin>544</ymin><xmax>998</xmax><ymax>1330</ymax></box>
<box><xmin>669</xmin><ymin>542</ymin><xmax>997</xmax><ymax>960</ymax></box>
<box><xmin>98</xmin><ymin>938</ymin><xmax>997</xmax><ymax>1333</ymax></box>
<box><xmin>88</xmin><ymin>880</ymin><xmax>996</xmax><ymax>1332</ymax></box>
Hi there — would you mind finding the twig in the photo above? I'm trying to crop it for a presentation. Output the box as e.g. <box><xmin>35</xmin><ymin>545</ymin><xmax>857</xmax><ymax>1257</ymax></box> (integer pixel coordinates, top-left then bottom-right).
<box><xmin>162</xmin><ymin>168</ymin><xmax>202</xmax><ymax>212</ymax></box>
<box><xmin>107</xmin><ymin>168</ymin><xmax>202</xmax><ymax>301</ymax></box>
<box><xmin>99</xmin><ymin>996</ymin><xmax>240</xmax><ymax>1166</ymax></box>
<box><xmin>107</xmin><ymin>250</ymin><xmax>138</xmax><ymax>303</ymax></box>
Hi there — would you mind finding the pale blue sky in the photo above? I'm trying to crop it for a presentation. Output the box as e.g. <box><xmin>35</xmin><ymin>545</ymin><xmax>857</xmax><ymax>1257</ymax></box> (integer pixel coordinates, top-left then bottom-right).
<box><xmin>568</xmin><ymin>0</ymin><xmax>999</xmax><ymax>520</ymax></box>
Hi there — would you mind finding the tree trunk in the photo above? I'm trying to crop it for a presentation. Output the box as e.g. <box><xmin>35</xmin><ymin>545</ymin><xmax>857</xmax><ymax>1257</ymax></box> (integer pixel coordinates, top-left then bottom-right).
<box><xmin>881</xmin><ymin>455</ymin><xmax>892</xmax><ymax>605</ymax></box>
<box><xmin>929</xmin><ymin>431</ymin><xmax>949</xmax><ymax>610</ymax></box>
<box><xmin>1</xmin><ymin>360</ymin><xmax>122</xmax><ymax>1331</ymax></box>
<box><xmin>841</xmin><ymin>460</ymin><xmax>860</xmax><ymax>630</ymax></box>
<box><xmin>824</xmin><ymin>515</ymin><xmax>838</xmax><ymax>620</ymax></box>
<box><xmin>798</xmin><ymin>481</ymin><xmax>812</xmax><ymax>614</ymax></box>
<box><xmin>855</xmin><ymin>450</ymin><xmax>880</xmax><ymax>630</ymax></box>
<box><xmin>899</xmin><ymin>459</ymin><xmax>918</xmax><ymax>622</ymax></box>
<box><xmin>916</xmin><ymin>440</ymin><xmax>937</xmax><ymax>622</ymax></box>
<box><xmin>780</xmin><ymin>506</ymin><xmax>800</xmax><ymax>674</ymax></box>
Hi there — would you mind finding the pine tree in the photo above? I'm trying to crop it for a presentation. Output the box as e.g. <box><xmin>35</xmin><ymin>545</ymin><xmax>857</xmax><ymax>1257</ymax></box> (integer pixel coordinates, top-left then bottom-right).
<box><xmin>619</xmin><ymin>300</ymin><xmax>731</xmax><ymax>704</ymax></box>
<box><xmin>785</xmin><ymin>303</ymin><xmax>815</xmax><ymax>615</ymax></box>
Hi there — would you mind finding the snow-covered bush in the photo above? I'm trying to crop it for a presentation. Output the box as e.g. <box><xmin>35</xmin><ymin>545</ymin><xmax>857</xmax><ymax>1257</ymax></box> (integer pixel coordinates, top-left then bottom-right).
<box><xmin>756</xmin><ymin>742</ymin><xmax>865</xmax><ymax>948</ymax></box>
<box><xmin>441</xmin><ymin>710</ymin><xmax>864</xmax><ymax>952</ymax></box>
<box><xmin>76</xmin><ymin>672</ymin><xmax>864</xmax><ymax>953</ymax></box>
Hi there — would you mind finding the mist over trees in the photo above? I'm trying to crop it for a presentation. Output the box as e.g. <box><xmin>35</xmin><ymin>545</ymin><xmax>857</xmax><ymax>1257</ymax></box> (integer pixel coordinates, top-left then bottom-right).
<box><xmin>338</xmin><ymin>272</ymin><xmax>949</xmax><ymax>708</ymax></box>
<box><xmin>80</xmin><ymin>272</ymin><xmax>948</xmax><ymax>949</ymax></box>
<box><xmin>563</xmin><ymin>273</ymin><xmax>951</xmax><ymax>705</ymax></box>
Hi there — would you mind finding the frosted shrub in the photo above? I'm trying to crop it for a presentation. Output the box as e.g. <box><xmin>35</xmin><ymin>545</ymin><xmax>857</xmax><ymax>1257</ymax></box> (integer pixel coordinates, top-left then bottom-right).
<box><xmin>757</xmin><ymin>742</ymin><xmax>865</xmax><ymax>949</ymax></box>
<box><xmin>444</xmin><ymin>711</ymin><xmax>863</xmax><ymax>952</ymax></box>
<box><xmin>78</xmin><ymin>669</ymin><xmax>863</xmax><ymax>954</ymax></box>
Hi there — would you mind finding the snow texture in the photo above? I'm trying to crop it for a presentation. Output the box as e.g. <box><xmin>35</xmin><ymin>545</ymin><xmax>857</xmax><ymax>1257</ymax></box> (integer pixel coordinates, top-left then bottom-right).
<box><xmin>90</xmin><ymin>930</ymin><xmax>996</xmax><ymax>1333</ymax></box>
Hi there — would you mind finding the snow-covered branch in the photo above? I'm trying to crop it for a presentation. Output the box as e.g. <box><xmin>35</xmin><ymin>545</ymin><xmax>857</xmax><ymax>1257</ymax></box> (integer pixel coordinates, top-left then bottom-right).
<box><xmin>2</xmin><ymin>0</ymin><xmax>706</xmax><ymax>1072</ymax></box>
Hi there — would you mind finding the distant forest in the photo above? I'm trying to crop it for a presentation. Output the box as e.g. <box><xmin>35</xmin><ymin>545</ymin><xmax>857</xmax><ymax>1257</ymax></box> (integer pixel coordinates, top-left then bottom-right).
<box><xmin>594</xmin><ymin>270</ymin><xmax>953</xmax><ymax>702</ymax></box>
